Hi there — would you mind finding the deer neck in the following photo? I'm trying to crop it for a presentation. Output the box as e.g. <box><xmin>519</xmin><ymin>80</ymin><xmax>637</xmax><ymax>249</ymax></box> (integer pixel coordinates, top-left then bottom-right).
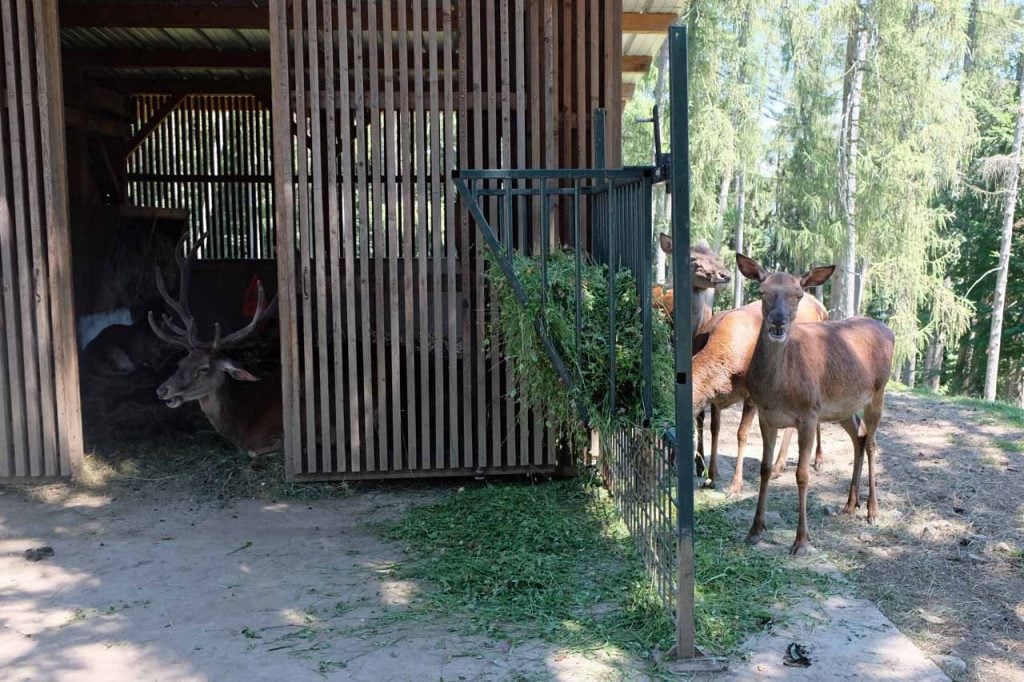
<box><xmin>198</xmin><ymin>381</ymin><xmax>249</xmax><ymax>446</ymax></box>
<box><xmin>748</xmin><ymin>324</ymin><xmax>790</xmax><ymax>408</ymax></box>
<box><xmin>690</xmin><ymin>286</ymin><xmax>713</xmax><ymax>333</ymax></box>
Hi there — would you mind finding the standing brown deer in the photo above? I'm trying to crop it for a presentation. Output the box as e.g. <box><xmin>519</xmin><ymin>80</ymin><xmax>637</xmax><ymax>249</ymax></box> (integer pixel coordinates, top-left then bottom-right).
<box><xmin>149</xmin><ymin>234</ymin><xmax>283</xmax><ymax>458</ymax></box>
<box><xmin>735</xmin><ymin>254</ymin><xmax>894</xmax><ymax>556</ymax></box>
<box><xmin>692</xmin><ymin>295</ymin><xmax>830</xmax><ymax>493</ymax></box>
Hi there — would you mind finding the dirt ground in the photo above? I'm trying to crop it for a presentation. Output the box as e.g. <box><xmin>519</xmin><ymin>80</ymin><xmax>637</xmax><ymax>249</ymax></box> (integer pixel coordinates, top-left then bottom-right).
<box><xmin>0</xmin><ymin>487</ymin><xmax>639</xmax><ymax>681</ymax></box>
<box><xmin>2</xmin><ymin>389</ymin><xmax>1021</xmax><ymax>681</ymax></box>
<box><xmin>707</xmin><ymin>390</ymin><xmax>1024</xmax><ymax>682</ymax></box>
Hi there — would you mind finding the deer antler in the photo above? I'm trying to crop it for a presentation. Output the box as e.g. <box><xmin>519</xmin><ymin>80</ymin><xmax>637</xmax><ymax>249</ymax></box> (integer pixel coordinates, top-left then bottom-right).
<box><xmin>215</xmin><ymin>283</ymin><xmax>276</xmax><ymax>350</ymax></box>
<box><xmin>150</xmin><ymin>231</ymin><xmax>208</xmax><ymax>349</ymax></box>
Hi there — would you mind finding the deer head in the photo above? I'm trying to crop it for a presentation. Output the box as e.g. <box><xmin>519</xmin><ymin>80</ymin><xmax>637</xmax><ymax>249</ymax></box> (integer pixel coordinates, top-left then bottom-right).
<box><xmin>658</xmin><ymin>234</ymin><xmax>732</xmax><ymax>289</ymax></box>
<box><xmin>735</xmin><ymin>253</ymin><xmax>834</xmax><ymax>343</ymax></box>
<box><xmin>149</xmin><ymin>233</ymin><xmax>277</xmax><ymax>408</ymax></box>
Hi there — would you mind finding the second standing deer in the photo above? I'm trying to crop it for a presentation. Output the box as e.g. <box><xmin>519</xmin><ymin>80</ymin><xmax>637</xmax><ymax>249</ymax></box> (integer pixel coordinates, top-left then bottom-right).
<box><xmin>736</xmin><ymin>254</ymin><xmax>894</xmax><ymax>556</ymax></box>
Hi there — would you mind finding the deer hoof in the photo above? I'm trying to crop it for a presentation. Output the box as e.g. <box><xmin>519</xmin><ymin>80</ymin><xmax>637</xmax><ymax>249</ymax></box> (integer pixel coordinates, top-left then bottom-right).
<box><xmin>699</xmin><ymin>478</ymin><xmax>716</xmax><ymax>490</ymax></box>
<box><xmin>790</xmin><ymin>540</ymin><xmax>812</xmax><ymax>557</ymax></box>
<box><xmin>840</xmin><ymin>502</ymin><xmax>859</xmax><ymax>516</ymax></box>
<box><xmin>727</xmin><ymin>481</ymin><xmax>743</xmax><ymax>497</ymax></box>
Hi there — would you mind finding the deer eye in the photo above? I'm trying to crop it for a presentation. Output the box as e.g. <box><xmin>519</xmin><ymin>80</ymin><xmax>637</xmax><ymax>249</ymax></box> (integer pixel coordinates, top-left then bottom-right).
<box><xmin>195</xmin><ymin>367</ymin><xmax>209</xmax><ymax>378</ymax></box>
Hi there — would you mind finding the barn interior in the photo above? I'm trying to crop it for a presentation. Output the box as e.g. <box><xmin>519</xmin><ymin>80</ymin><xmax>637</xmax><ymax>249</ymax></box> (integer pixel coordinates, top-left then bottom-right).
<box><xmin>60</xmin><ymin>0</ymin><xmax>279</xmax><ymax>460</ymax></box>
<box><xmin>47</xmin><ymin>0</ymin><xmax>676</xmax><ymax>478</ymax></box>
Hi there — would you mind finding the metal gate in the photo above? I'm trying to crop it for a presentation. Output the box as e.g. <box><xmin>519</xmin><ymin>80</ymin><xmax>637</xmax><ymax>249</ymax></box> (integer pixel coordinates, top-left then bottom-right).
<box><xmin>0</xmin><ymin>0</ymin><xmax>83</xmax><ymax>480</ymax></box>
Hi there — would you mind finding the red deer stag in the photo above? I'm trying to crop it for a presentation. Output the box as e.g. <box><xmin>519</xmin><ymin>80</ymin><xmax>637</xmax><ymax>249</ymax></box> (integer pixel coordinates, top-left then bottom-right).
<box><xmin>735</xmin><ymin>254</ymin><xmax>894</xmax><ymax>556</ymax></box>
<box><xmin>148</xmin><ymin>235</ymin><xmax>283</xmax><ymax>459</ymax></box>
<box><xmin>692</xmin><ymin>295</ymin><xmax>830</xmax><ymax>493</ymax></box>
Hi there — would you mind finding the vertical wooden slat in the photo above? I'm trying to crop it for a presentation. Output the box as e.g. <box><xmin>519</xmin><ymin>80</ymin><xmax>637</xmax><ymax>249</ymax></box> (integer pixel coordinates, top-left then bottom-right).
<box><xmin>514</xmin><ymin>0</ymin><xmax>528</xmax><ymax>467</ymax></box>
<box><xmin>337</xmin><ymin>0</ymin><xmax>360</xmax><ymax>470</ymax></box>
<box><xmin>3</xmin><ymin>0</ymin><xmax>41</xmax><ymax>477</ymax></box>
<box><xmin>412</xmin><ymin>0</ymin><xmax>430</xmax><ymax>469</ymax></box>
<box><xmin>500</xmin><ymin>0</ymin><xmax>515</xmax><ymax>467</ymax></box>
<box><xmin>544</xmin><ymin>0</ymin><xmax>556</xmax><ymax>171</ymax></box>
<box><xmin>291</xmin><ymin>0</ymin><xmax>317</xmax><ymax>472</ymax></box>
<box><xmin>484</xmin><ymin>0</ymin><xmax>499</xmax><ymax>468</ymax></box>
<box><xmin>471</xmin><ymin>0</ymin><xmax>487</xmax><ymax>469</ymax></box>
<box><xmin>367</xmin><ymin>0</ymin><xmax>389</xmax><ymax>470</ymax></box>
<box><xmin>36</xmin><ymin>0</ymin><xmax>82</xmax><ymax>475</ymax></box>
<box><xmin>17</xmin><ymin>0</ymin><xmax>59</xmax><ymax>476</ymax></box>
<box><xmin>426</xmin><ymin>0</ymin><xmax>445</xmax><ymax>468</ymax></box>
<box><xmin>398</xmin><ymin>0</ymin><xmax>418</xmax><ymax>470</ymax></box>
<box><xmin>576</xmin><ymin>0</ymin><xmax>586</xmax><ymax>169</ymax></box>
<box><xmin>382</xmin><ymin>0</ymin><xmax>403</xmax><ymax>471</ymax></box>
<box><xmin>352</xmin><ymin>1</ymin><xmax>375</xmax><ymax>472</ymax></box>
<box><xmin>458</xmin><ymin>0</ymin><xmax>472</xmax><ymax>470</ymax></box>
<box><xmin>443</xmin><ymin>0</ymin><xmax>458</xmax><ymax>469</ymax></box>
<box><xmin>0</xmin><ymin>1</ymin><xmax>24</xmax><ymax>478</ymax></box>
<box><xmin>323</xmin><ymin>0</ymin><xmax>345</xmax><ymax>472</ymax></box>
<box><xmin>269</xmin><ymin>0</ymin><xmax>301</xmax><ymax>475</ymax></box>
<box><xmin>306</xmin><ymin>0</ymin><xmax>332</xmax><ymax>472</ymax></box>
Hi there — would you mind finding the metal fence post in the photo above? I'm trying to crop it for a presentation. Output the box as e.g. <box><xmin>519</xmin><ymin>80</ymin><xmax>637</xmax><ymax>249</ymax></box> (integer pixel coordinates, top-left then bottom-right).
<box><xmin>669</xmin><ymin>24</ymin><xmax>696</xmax><ymax>660</ymax></box>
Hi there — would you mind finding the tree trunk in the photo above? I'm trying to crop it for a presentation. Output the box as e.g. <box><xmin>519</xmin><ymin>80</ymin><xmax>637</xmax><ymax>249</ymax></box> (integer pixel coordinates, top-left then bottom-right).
<box><xmin>714</xmin><ymin>171</ymin><xmax>731</xmax><ymax>250</ymax></box>
<box><xmin>964</xmin><ymin>0</ymin><xmax>980</xmax><ymax>74</ymax></box>
<box><xmin>733</xmin><ymin>171</ymin><xmax>745</xmax><ymax>307</ymax></box>
<box><xmin>902</xmin><ymin>354</ymin><xmax>917</xmax><ymax>388</ymax></box>
<box><xmin>923</xmin><ymin>333</ymin><xmax>945</xmax><ymax>391</ymax></box>
<box><xmin>832</xmin><ymin>5</ymin><xmax>868</xmax><ymax>319</ymax></box>
<box><xmin>984</xmin><ymin>55</ymin><xmax>1024</xmax><ymax>402</ymax></box>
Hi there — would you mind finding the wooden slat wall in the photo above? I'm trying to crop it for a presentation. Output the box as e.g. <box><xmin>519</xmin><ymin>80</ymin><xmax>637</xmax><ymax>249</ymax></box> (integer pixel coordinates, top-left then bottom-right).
<box><xmin>126</xmin><ymin>94</ymin><xmax>276</xmax><ymax>259</ymax></box>
<box><xmin>0</xmin><ymin>0</ymin><xmax>82</xmax><ymax>480</ymax></box>
<box><xmin>270</xmin><ymin>0</ymin><xmax>620</xmax><ymax>479</ymax></box>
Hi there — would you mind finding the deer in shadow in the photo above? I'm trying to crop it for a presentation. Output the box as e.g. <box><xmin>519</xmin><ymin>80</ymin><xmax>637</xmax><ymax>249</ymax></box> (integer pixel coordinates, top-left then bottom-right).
<box><xmin>148</xmin><ymin>233</ymin><xmax>283</xmax><ymax>459</ymax></box>
<box><xmin>735</xmin><ymin>253</ymin><xmax>894</xmax><ymax>556</ymax></box>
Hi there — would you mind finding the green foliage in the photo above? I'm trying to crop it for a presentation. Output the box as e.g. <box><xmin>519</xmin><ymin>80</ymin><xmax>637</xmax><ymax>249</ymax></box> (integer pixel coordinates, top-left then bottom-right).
<box><xmin>383</xmin><ymin>478</ymin><xmax>832</xmax><ymax>656</ymax></box>
<box><xmin>486</xmin><ymin>252</ymin><xmax>674</xmax><ymax>447</ymax></box>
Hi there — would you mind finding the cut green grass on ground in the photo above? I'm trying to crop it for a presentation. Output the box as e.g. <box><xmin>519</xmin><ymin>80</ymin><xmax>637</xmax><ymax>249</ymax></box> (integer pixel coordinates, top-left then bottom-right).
<box><xmin>889</xmin><ymin>383</ymin><xmax>1024</xmax><ymax>429</ymax></box>
<box><xmin>382</xmin><ymin>476</ymin><xmax>832</xmax><ymax>658</ymax></box>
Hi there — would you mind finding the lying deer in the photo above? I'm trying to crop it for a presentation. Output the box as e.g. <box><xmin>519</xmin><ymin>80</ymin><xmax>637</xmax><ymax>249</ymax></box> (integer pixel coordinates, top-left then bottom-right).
<box><xmin>735</xmin><ymin>254</ymin><xmax>894</xmax><ymax>556</ymax></box>
<box><xmin>692</xmin><ymin>295</ymin><xmax>830</xmax><ymax>494</ymax></box>
<box><xmin>81</xmin><ymin>319</ymin><xmax>168</xmax><ymax>376</ymax></box>
<box><xmin>149</xmin><ymin>234</ymin><xmax>283</xmax><ymax>459</ymax></box>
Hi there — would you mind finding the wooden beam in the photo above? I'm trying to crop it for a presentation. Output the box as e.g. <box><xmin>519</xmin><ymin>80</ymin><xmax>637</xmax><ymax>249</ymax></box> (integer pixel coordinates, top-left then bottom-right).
<box><xmin>59</xmin><ymin>2</ymin><xmax>267</xmax><ymax>29</ymax></box>
<box><xmin>622</xmin><ymin>12</ymin><xmax>677</xmax><ymax>34</ymax></box>
<box><xmin>622</xmin><ymin>54</ymin><xmax>654</xmax><ymax>74</ymax></box>
<box><xmin>63</xmin><ymin>107</ymin><xmax>127</xmax><ymax>138</ymax></box>
<box><xmin>98</xmin><ymin>79</ymin><xmax>273</xmax><ymax>96</ymax></box>
<box><xmin>65</xmin><ymin>49</ymin><xmax>270</xmax><ymax>70</ymax></box>
<box><xmin>621</xmin><ymin>82</ymin><xmax>636</xmax><ymax>101</ymax></box>
<box><xmin>123</xmin><ymin>92</ymin><xmax>186</xmax><ymax>159</ymax></box>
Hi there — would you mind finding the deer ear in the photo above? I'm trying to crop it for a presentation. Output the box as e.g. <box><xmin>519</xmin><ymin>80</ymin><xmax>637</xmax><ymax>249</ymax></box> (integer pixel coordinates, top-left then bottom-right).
<box><xmin>658</xmin><ymin>233</ymin><xmax>673</xmax><ymax>254</ymax></box>
<box><xmin>735</xmin><ymin>253</ymin><xmax>767</xmax><ymax>282</ymax></box>
<box><xmin>801</xmin><ymin>265</ymin><xmax>836</xmax><ymax>288</ymax></box>
<box><xmin>221</xmin><ymin>360</ymin><xmax>259</xmax><ymax>382</ymax></box>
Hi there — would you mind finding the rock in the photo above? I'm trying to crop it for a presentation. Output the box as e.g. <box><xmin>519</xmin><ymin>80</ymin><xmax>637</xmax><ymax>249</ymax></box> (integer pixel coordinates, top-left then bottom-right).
<box><xmin>933</xmin><ymin>654</ymin><xmax>968</xmax><ymax>680</ymax></box>
<box><xmin>967</xmin><ymin>553</ymin><xmax>987</xmax><ymax>563</ymax></box>
<box><xmin>822</xmin><ymin>505</ymin><xmax>839</xmax><ymax>517</ymax></box>
<box><xmin>23</xmin><ymin>547</ymin><xmax>54</xmax><ymax>562</ymax></box>
<box><xmin>994</xmin><ymin>541</ymin><xmax>1015</xmax><ymax>554</ymax></box>
<box><xmin>918</xmin><ymin>611</ymin><xmax>946</xmax><ymax>625</ymax></box>
<box><xmin>765</xmin><ymin>511</ymin><xmax>783</xmax><ymax>526</ymax></box>
<box><xmin>858</xmin><ymin>533</ymin><xmax>874</xmax><ymax>543</ymax></box>
<box><xmin>921</xmin><ymin>526</ymin><xmax>934</xmax><ymax>540</ymax></box>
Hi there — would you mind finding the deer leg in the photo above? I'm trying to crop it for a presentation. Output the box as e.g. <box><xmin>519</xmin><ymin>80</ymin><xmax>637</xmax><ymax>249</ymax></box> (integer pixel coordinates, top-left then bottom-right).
<box><xmin>746</xmin><ymin>415</ymin><xmax>778</xmax><ymax>546</ymax></box>
<box><xmin>840</xmin><ymin>416</ymin><xmax>866</xmax><ymax>515</ymax></box>
<box><xmin>728</xmin><ymin>399</ymin><xmax>756</xmax><ymax>495</ymax></box>
<box><xmin>695</xmin><ymin>409</ymin><xmax>708</xmax><ymax>481</ymax></box>
<box><xmin>709</xmin><ymin>404</ymin><xmax>721</xmax><ymax>482</ymax></box>
<box><xmin>771</xmin><ymin>428</ymin><xmax>794</xmax><ymax>479</ymax></box>
<box><xmin>791</xmin><ymin>419</ymin><xmax>818</xmax><ymax>557</ymax></box>
<box><xmin>813</xmin><ymin>424</ymin><xmax>825</xmax><ymax>472</ymax></box>
<box><xmin>863</xmin><ymin>395</ymin><xmax>884</xmax><ymax>523</ymax></box>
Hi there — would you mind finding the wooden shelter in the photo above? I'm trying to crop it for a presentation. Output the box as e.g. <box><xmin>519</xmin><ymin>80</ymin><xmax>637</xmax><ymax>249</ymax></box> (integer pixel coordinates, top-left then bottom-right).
<box><xmin>0</xmin><ymin>0</ymin><xmax>682</xmax><ymax>482</ymax></box>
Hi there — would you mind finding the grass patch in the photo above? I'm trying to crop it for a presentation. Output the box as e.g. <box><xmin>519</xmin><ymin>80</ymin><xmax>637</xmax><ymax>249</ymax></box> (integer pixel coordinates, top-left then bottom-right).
<box><xmin>992</xmin><ymin>438</ymin><xmax>1024</xmax><ymax>453</ymax></box>
<box><xmin>382</xmin><ymin>476</ymin><xmax>831</xmax><ymax>657</ymax></box>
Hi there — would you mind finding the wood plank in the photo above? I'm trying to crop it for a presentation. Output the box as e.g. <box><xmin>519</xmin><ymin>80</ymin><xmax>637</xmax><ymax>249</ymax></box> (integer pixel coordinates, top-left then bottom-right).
<box><xmin>471</xmin><ymin>0</ymin><xmax>486</xmax><ymax>469</ymax></box>
<box><xmin>457</xmin><ymin>0</ymin><xmax>472</xmax><ymax>470</ymax></box>
<box><xmin>3</xmin><ymin>0</ymin><xmax>42</xmax><ymax>477</ymax></box>
<box><xmin>322</xmin><ymin>0</ymin><xmax>346</xmax><ymax>471</ymax></box>
<box><xmin>65</xmin><ymin>48</ymin><xmax>270</xmax><ymax>70</ymax></box>
<box><xmin>123</xmin><ymin>92</ymin><xmax>185</xmax><ymax>160</ymax></box>
<box><xmin>621</xmin><ymin>54</ymin><xmax>652</xmax><ymax>74</ymax></box>
<box><xmin>306</xmin><ymin>0</ymin><xmax>331</xmax><ymax>473</ymax></box>
<box><xmin>442</xmin><ymin>0</ymin><xmax>458</xmax><ymax>466</ymax></box>
<box><xmin>485</xmin><ymin>0</ymin><xmax>500</xmax><ymax>468</ymax></box>
<box><xmin>610</xmin><ymin>3</ymin><xmax>623</xmax><ymax>167</ymax></box>
<box><xmin>368</xmin><ymin>0</ymin><xmax>389</xmax><ymax>471</ymax></box>
<box><xmin>621</xmin><ymin>82</ymin><xmax>635</xmax><ymax>100</ymax></box>
<box><xmin>622</xmin><ymin>12</ymin><xmax>677</xmax><ymax>34</ymax></box>
<box><xmin>17</xmin><ymin>0</ymin><xmax>58</xmax><ymax>476</ymax></box>
<box><xmin>398</xmin><ymin>0</ymin><xmax>418</xmax><ymax>471</ymax></box>
<box><xmin>412</xmin><ymin>0</ymin><xmax>430</xmax><ymax>469</ymax></box>
<box><xmin>269</xmin><ymin>0</ymin><xmax>301</xmax><ymax>476</ymax></box>
<box><xmin>352</xmin><ymin>2</ymin><xmax>374</xmax><ymax>473</ymax></box>
<box><xmin>336</xmin><ymin>0</ymin><xmax>360</xmax><ymax>470</ymax></box>
<box><xmin>515</xmin><ymin>0</ymin><xmax>528</xmax><ymax>466</ymax></box>
<box><xmin>48</xmin><ymin>0</ymin><xmax>80</xmax><ymax>473</ymax></box>
<box><xmin>382</xmin><ymin>0</ymin><xmax>402</xmax><ymax>472</ymax></box>
<box><xmin>438</xmin><ymin>0</ymin><xmax>456</xmax><ymax>470</ymax></box>
<box><xmin>0</xmin><ymin>10</ymin><xmax>16</xmax><ymax>477</ymax></box>
<box><xmin>576</xmin><ymin>0</ymin><xmax>586</xmax><ymax>169</ymax></box>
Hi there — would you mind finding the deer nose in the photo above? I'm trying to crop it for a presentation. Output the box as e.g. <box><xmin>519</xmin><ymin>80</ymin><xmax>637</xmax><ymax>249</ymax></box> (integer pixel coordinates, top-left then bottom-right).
<box><xmin>156</xmin><ymin>383</ymin><xmax>170</xmax><ymax>399</ymax></box>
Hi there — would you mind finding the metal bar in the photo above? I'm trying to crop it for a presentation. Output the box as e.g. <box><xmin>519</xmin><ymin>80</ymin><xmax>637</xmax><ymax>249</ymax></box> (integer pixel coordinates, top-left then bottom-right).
<box><xmin>642</xmin><ymin>177</ymin><xmax>653</xmax><ymax>425</ymax></box>
<box><xmin>573</xmin><ymin>180</ymin><xmax>582</xmax><ymax>373</ymax></box>
<box><xmin>453</xmin><ymin>167</ymin><xmax>651</xmax><ymax>181</ymax></box>
<box><xmin>607</xmin><ymin>176</ymin><xmax>617</xmax><ymax>416</ymax></box>
<box><xmin>669</xmin><ymin>24</ymin><xmax>696</xmax><ymax>660</ymax></box>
